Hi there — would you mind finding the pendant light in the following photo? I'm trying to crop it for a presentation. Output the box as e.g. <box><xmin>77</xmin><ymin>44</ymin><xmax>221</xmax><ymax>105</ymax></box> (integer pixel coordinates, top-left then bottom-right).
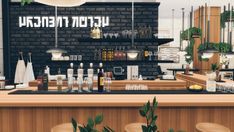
<box><xmin>225</xmin><ymin>5</ymin><xmax>234</xmax><ymax>59</ymax></box>
<box><xmin>201</xmin><ymin>2</ymin><xmax>219</xmax><ymax>59</ymax></box>
<box><xmin>127</xmin><ymin>0</ymin><xmax>140</xmax><ymax>60</ymax></box>
<box><xmin>185</xmin><ymin>11</ymin><xmax>191</xmax><ymax>59</ymax></box>
<box><xmin>46</xmin><ymin>6</ymin><xmax>67</xmax><ymax>59</ymax></box>
<box><xmin>35</xmin><ymin>0</ymin><xmax>86</xmax><ymax>7</ymax></box>
<box><xmin>180</xmin><ymin>8</ymin><xmax>185</xmax><ymax>51</ymax></box>
<box><xmin>185</xmin><ymin>4</ymin><xmax>193</xmax><ymax>59</ymax></box>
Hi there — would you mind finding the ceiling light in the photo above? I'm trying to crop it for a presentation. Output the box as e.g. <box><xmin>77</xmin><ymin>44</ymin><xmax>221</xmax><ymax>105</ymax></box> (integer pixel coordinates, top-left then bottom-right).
<box><xmin>46</xmin><ymin>6</ymin><xmax>67</xmax><ymax>58</ymax></box>
<box><xmin>35</xmin><ymin>0</ymin><xmax>86</xmax><ymax>7</ymax></box>
<box><xmin>46</xmin><ymin>48</ymin><xmax>67</xmax><ymax>59</ymax></box>
<box><xmin>127</xmin><ymin>50</ymin><xmax>140</xmax><ymax>60</ymax></box>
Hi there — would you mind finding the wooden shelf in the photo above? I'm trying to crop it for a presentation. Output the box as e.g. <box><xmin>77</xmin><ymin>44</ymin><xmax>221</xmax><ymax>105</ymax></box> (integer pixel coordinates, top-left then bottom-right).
<box><xmin>48</xmin><ymin>60</ymin><xmax>174</xmax><ymax>63</ymax></box>
<box><xmin>77</xmin><ymin>38</ymin><xmax>174</xmax><ymax>45</ymax></box>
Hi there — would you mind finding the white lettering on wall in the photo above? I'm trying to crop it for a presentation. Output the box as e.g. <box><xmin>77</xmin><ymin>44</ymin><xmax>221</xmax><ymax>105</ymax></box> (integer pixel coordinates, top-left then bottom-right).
<box><xmin>19</xmin><ymin>16</ymin><xmax>110</xmax><ymax>28</ymax></box>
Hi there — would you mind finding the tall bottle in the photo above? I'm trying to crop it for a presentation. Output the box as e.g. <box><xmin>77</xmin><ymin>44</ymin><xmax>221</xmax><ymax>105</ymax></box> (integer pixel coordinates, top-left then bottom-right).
<box><xmin>98</xmin><ymin>63</ymin><xmax>104</xmax><ymax>92</ymax></box>
<box><xmin>57</xmin><ymin>68</ymin><xmax>63</xmax><ymax>91</ymax></box>
<box><xmin>42</xmin><ymin>67</ymin><xmax>49</xmax><ymax>91</ymax></box>
<box><xmin>77</xmin><ymin>63</ymin><xmax>84</xmax><ymax>79</ymax></box>
<box><xmin>87</xmin><ymin>63</ymin><xmax>94</xmax><ymax>91</ymax></box>
<box><xmin>87</xmin><ymin>63</ymin><xmax>94</xmax><ymax>78</ymax></box>
<box><xmin>67</xmin><ymin>63</ymin><xmax>74</xmax><ymax>90</ymax></box>
<box><xmin>37</xmin><ymin>70</ymin><xmax>43</xmax><ymax>91</ymax></box>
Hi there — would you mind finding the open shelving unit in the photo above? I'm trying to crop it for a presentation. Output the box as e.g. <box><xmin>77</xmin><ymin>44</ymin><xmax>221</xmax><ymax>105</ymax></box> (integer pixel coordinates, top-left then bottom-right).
<box><xmin>48</xmin><ymin>60</ymin><xmax>174</xmax><ymax>64</ymax></box>
<box><xmin>77</xmin><ymin>38</ymin><xmax>174</xmax><ymax>46</ymax></box>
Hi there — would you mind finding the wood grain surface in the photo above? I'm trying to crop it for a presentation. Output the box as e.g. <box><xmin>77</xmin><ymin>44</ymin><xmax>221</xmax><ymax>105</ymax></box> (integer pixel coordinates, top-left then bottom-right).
<box><xmin>29</xmin><ymin>79</ymin><xmax>187</xmax><ymax>90</ymax></box>
<box><xmin>193</xmin><ymin>7</ymin><xmax>221</xmax><ymax>74</ymax></box>
<box><xmin>0</xmin><ymin>107</ymin><xmax>234</xmax><ymax>132</ymax></box>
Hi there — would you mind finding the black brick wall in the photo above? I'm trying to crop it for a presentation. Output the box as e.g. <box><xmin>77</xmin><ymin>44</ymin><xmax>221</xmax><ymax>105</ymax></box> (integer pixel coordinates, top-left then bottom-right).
<box><xmin>9</xmin><ymin>2</ymin><xmax>159</xmax><ymax>79</ymax></box>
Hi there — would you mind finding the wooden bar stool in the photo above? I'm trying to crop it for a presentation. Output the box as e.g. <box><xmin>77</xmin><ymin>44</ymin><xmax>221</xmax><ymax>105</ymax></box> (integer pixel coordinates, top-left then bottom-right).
<box><xmin>51</xmin><ymin>123</ymin><xmax>81</xmax><ymax>132</ymax></box>
<box><xmin>196</xmin><ymin>122</ymin><xmax>231</xmax><ymax>132</ymax></box>
<box><xmin>124</xmin><ymin>123</ymin><xmax>146</xmax><ymax>132</ymax></box>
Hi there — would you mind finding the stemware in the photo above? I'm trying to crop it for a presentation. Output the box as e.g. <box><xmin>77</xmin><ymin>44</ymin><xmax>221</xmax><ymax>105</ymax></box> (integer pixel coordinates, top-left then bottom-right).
<box><xmin>84</xmin><ymin>77</ymin><xmax>93</xmax><ymax>92</ymax></box>
<box><xmin>77</xmin><ymin>77</ymin><xmax>83</xmax><ymax>92</ymax></box>
<box><xmin>104</xmin><ymin>77</ymin><xmax>112</xmax><ymax>92</ymax></box>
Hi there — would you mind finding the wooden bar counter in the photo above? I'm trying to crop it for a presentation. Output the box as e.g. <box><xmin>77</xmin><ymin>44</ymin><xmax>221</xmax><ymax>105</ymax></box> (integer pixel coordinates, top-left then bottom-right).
<box><xmin>29</xmin><ymin>79</ymin><xmax>187</xmax><ymax>90</ymax></box>
<box><xmin>176</xmin><ymin>73</ymin><xmax>233</xmax><ymax>88</ymax></box>
<box><xmin>0</xmin><ymin>82</ymin><xmax>234</xmax><ymax>132</ymax></box>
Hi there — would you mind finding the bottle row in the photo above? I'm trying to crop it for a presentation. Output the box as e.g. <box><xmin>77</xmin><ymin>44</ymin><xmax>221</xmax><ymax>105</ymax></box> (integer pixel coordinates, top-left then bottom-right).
<box><xmin>37</xmin><ymin>63</ymin><xmax>107</xmax><ymax>93</ymax></box>
<box><xmin>90</xmin><ymin>25</ymin><xmax>156</xmax><ymax>39</ymax></box>
<box><xmin>94</xmin><ymin>46</ymin><xmax>159</xmax><ymax>61</ymax></box>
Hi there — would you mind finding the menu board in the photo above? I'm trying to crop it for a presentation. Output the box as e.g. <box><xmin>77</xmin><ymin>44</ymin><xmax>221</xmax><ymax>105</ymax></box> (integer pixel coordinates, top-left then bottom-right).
<box><xmin>158</xmin><ymin>47</ymin><xmax>180</xmax><ymax>63</ymax></box>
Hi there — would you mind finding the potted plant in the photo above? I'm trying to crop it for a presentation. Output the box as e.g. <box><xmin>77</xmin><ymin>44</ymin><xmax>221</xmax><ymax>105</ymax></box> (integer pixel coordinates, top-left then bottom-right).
<box><xmin>139</xmin><ymin>97</ymin><xmax>158</xmax><ymax>132</ymax></box>
<box><xmin>71</xmin><ymin>114</ymin><xmax>114</xmax><ymax>132</ymax></box>
<box><xmin>21</xmin><ymin>0</ymin><xmax>32</xmax><ymax>6</ymax></box>
<box><xmin>211</xmin><ymin>63</ymin><xmax>222</xmax><ymax>82</ymax></box>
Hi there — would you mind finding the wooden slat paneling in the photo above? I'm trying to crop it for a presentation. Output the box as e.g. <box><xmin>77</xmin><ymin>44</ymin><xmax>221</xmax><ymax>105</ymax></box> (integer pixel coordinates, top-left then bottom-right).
<box><xmin>193</xmin><ymin>7</ymin><xmax>221</xmax><ymax>74</ymax></box>
<box><xmin>0</xmin><ymin>107</ymin><xmax>234</xmax><ymax>132</ymax></box>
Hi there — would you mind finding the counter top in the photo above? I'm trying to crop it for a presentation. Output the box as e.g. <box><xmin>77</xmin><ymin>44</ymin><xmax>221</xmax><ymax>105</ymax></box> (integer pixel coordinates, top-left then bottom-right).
<box><xmin>1</xmin><ymin>87</ymin><xmax>234</xmax><ymax>107</ymax></box>
<box><xmin>29</xmin><ymin>79</ymin><xmax>187</xmax><ymax>90</ymax></box>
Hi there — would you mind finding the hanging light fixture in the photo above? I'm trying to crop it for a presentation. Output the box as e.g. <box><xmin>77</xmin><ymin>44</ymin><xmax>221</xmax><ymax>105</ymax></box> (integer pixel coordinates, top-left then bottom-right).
<box><xmin>185</xmin><ymin>4</ymin><xmax>193</xmax><ymax>59</ymax></box>
<box><xmin>180</xmin><ymin>8</ymin><xmax>186</xmax><ymax>51</ymax></box>
<box><xmin>35</xmin><ymin>0</ymin><xmax>86</xmax><ymax>7</ymax></box>
<box><xmin>225</xmin><ymin>5</ymin><xmax>234</xmax><ymax>59</ymax></box>
<box><xmin>46</xmin><ymin>6</ymin><xmax>67</xmax><ymax>59</ymax></box>
<box><xmin>127</xmin><ymin>0</ymin><xmax>140</xmax><ymax>60</ymax></box>
<box><xmin>201</xmin><ymin>2</ymin><xmax>219</xmax><ymax>59</ymax></box>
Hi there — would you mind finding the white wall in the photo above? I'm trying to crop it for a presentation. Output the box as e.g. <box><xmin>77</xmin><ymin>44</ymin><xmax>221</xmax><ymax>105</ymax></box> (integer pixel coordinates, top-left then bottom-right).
<box><xmin>158</xmin><ymin>18</ymin><xmax>188</xmax><ymax>74</ymax></box>
<box><xmin>0</xmin><ymin>0</ymin><xmax>3</xmax><ymax>76</ymax></box>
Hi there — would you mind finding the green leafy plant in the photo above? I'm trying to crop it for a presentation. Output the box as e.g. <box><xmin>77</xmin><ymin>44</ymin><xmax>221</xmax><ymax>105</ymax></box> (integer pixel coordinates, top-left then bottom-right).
<box><xmin>221</xmin><ymin>10</ymin><xmax>234</xmax><ymax>28</ymax></box>
<box><xmin>139</xmin><ymin>97</ymin><xmax>158</xmax><ymax>132</ymax></box>
<box><xmin>181</xmin><ymin>27</ymin><xmax>202</xmax><ymax>41</ymax></box>
<box><xmin>71</xmin><ymin>114</ymin><xmax>115</xmax><ymax>132</ymax></box>
<box><xmin>181</xmin><ymin>27</ymin><xmax>202</xmax><ymax>64</ymax></box>
<box><xmin>211</xmin><ymin>63</ymin><xmax>219</xmax><ymax>72</ymax></box>
<box><xmin>197</xmin><ymin>42</ymin><xmax>231</xmax><ymax>61</ymax></box>
<box><xmin>21</xmin><ymin>0</ymin><xmax>32</xmax><ymax>6</ymax></box>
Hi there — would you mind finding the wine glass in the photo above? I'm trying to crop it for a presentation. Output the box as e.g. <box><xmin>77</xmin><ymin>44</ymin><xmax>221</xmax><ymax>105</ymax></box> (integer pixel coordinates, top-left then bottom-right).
<box><xmin>149</xmin><ymin>51</ymin><xmax>153</xmax><ymax>61</ymax></box>
<box><xmin>153</xmin><ymin>51</ymin><xmax>158</xmax><ymax>61</ymax></box>
<box><xmin>84</xmin><ymin>77</ymin><xmax>93</xmax><ymax>92</ymax></box>
<box><xmin>104</xmin><ymin>77</ymin><xmax>112</xmax><ymax>92</ymax></box>
<box><xmin>77</xmin><ymin>77</ymin><xmax>83</xmax><ymax>93</ymax></box>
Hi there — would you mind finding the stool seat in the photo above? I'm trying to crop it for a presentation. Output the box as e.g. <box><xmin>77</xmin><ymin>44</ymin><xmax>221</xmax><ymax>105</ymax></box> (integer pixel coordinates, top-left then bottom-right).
<box><xmin>51</xmin><ymin>123</ymin><xmax>81</xmax><ymax>132</ymax></box>
<box><xmin>124</xmin><ymin>123</ymin><xmax>147</xmax><ymax>132</ymax></box>
<box><xmin>196</xmin><ymin>122</ymin><xmax>231</xmax><ymax>132</ymax></box>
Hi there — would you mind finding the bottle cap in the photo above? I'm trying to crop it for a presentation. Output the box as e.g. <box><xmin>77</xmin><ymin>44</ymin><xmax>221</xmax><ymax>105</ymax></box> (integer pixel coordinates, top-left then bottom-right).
<box><xmin>99</xmin><ymin>63</ymin><xmax>103</xmax><ymax>68</ymax></box>
<box><xmin>70</xmin><ymin>63</ymin><xmax>74</xmax><ymax>68</ymax></box>
<box><xmin>90</xmin><ymin>63</ymin><xmax>93</xmax><ymax>68</ymax></box>
<box><xmin>80</xmin><ymin>63</ymin><xmax>83</xmax><ymax>68</ymax></box>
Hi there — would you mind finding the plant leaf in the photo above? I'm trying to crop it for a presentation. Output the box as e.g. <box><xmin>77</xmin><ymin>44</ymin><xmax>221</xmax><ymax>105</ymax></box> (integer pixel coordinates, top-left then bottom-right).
<box><xmin>87</xmin><ymin>117</ymin><xmax>94</xmax><ymax>128</ymax></box>
<box><xmin>153</xmin><ymin>97</ymin><xmax>158</xmax><ymax>110</ymax></box>
<box><xmin>139</xmin><ymin>109</ymin><xmax>146</xmax><ymax>117</ymax></box>
<box><xmin>78</xmin><ymin>126</ymin><xmax>88</xmax><ymax>132</ymax></box>
<box><xmin>104</xmin><ymin>126</ymin><xmax>115</xmax><ymax>132</ymax></box>
<box><xmin>95</xmin><ymin>114</ymin><xmax>103</xmax><ymax>124</ymax></box>
<box><xmin>71</xmin><ymin>118</ymin><xmax>77</xmax><ymax>132</ymax></box>
<box><xmin>146</xmin><ymin>101</ymin><xmax>150</xmax><ymax>113</ymax></box>
<box><xmin>142</xmin><ymin>125</ymin><xmax>148</xmax><ymax>132</ymax></box>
